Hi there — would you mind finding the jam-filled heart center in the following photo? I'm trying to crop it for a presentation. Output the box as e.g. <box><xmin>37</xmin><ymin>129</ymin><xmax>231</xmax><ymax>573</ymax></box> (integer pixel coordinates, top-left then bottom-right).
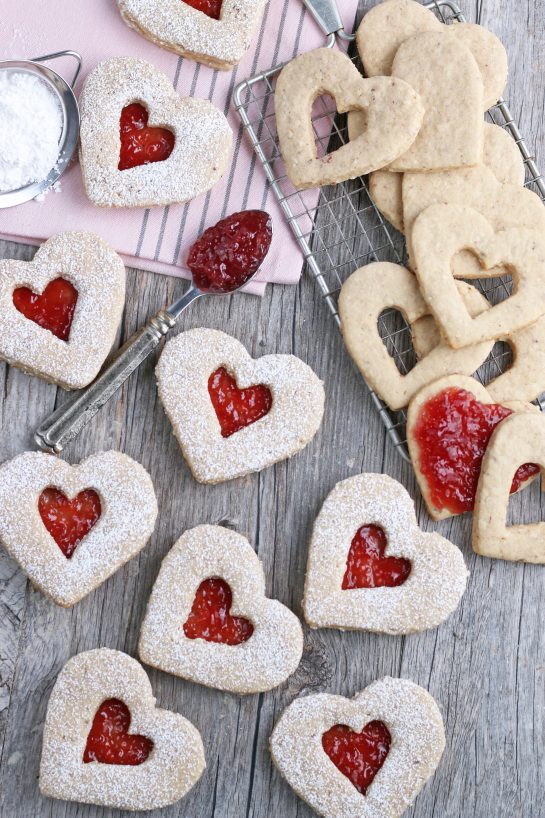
<box><xmin>83</xmin><ymin>698</ymin><xmax>154</xmax><ymax>765</ymax></box>
<box><xmin>13</xmin><ymin>277</ymin><xmax>78</xmax><ymax>342</ymax></box>
<box><xmin>413</xmin><ymin>387</ymin><xmax>539</xmax><ymax>514</ymax></box>
<box><xmin>342</xmin><ymin>524</ymin><xmax>411</xmax><ymax>589</ymax></box>
<box><xmin>38</xmin><ymin>487</ymin><xmax>101</xmax><ymax>559</ymax></box>
<box><xmin>183</xmin><ymin>577</ymin><xmax>254</xmax><ymax>645</ymax></box>
<box><xmin>208</xmin><ymin>367</ymin><xmax>273</xmax><ymax>438</ymax></box>
<box><xmin>118</xmin><ymin>103</ymin><xmax>175</xmax><ymax>171</ymax></box>
<box><xmin>182</xmin><ymin>0</ymin><xmax>222</xmax><ymax>19</ymax></box>
<box><xmin>322</xmin><ymin>720</ymin><xmax>391</xmax><ymax>795</ymax></box>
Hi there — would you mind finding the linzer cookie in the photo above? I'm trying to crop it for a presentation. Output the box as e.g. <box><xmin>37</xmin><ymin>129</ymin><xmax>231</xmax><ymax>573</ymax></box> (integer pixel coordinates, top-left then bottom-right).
<box><xmin>0</xmin><ymin>451</ymin><xmax>158</xmax><ymax>606</ymax></box>
<box><xmin>79</xmin><ymin>57</ymin><xmax>232</xmax><ymax>207</ymax></box>
<box><xmin>156</xmin><ymin>328</ymin><xmax>325</xmax><ymax>483</ymax></box>
<box><xmin>40</xmin><ymin>649</ymin><xmax>205</xmax><ymax>810</ymax></box>
<box><xmin>139</xmin><ymin>524</ymin><xmax>303</xmax><ymax>693</ymax></box>
<box><xmin>270</xmin><ymin>677</ymin><xmax>445</xmax><ymax>818</ymax></box>
<box><xmin>303</xmin><ymin>473</ymin><xmax>468</xmax><ymax>634</ymax></box>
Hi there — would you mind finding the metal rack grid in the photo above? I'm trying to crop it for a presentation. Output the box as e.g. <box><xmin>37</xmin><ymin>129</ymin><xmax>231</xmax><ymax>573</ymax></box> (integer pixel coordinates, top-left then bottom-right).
<box><xmin>233</xmin><ymin>0</ymin><xmax>545</xmax><ymax>462</ymax></box>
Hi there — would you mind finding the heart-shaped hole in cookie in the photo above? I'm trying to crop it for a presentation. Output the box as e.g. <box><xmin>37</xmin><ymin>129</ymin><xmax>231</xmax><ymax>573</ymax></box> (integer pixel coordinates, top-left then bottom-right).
<box><xmin>343</xmin><ymin>524</ymin><xmax>411</xmax><ymax>589</ymax></box>
<box><xmin>322</xmin><ymin>720</ymin><xmax>391</xmax><ymax>794</ymax></box>
<box><xmin>118</xmin><ymin>103</ymin><xmax>175</xmax><ymax>171</ymax></box>
<box><xmin>183</xmin><ymin>577</ymin><xmax>254</xmax><ymax>645</ymax></box>
<box><xmin>83</xmin><ymin>698</ymin><xmax>154</xmax><ymax>765</ymax></box>
<box><xmin>310</xmin><ymin>94</ymin><xmax>345</xmax><ymax>160</ymax></box>
<box><xmin>39</xmin><ymin>487</ymin><xmax>101</xmax><ymax>559</ymax></box>
<box><xmin>378</xmin><ymin>308</ymin><xmax>417</xmax><ymax>376</ymax></box>
<box><xmin>208</xmin><ymin>366</ymin><xmax>272</xmax><ymax>438</ymax></box>
<box><xmin>182</xmin><ymin>0</ymin><xmax>222</xmax><ymax>19</ymax></box>
<box><xmin>13</xmin><ymin>277</ymin><xmax>78</xmax><ymax>342</ymax></box>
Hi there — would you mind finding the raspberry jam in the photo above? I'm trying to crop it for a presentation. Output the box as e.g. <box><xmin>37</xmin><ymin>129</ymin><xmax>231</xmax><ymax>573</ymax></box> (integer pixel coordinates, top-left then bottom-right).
<box><xmin>187</xmin><ymin>210</ymin><xmax>273</xmax><ymax>293</ymax></box>
<box><xmin>208</xmin><ymin>367</ymin><xmax>272</xmax><ymax>438</ymax></box>
<box><xmin>38</xmin><ymin>488</ymin><xmax>101</xmax><ymax>559</ymax></box>
<box><xmin>13</xmin><ymin>277</ymin><xmax>78</xmax><ymax>342</ymax></box>
<box><xmin>83</xmin><ymin>699</ymin><xmax>154</xmax><ymax>765</ymax></box>
<box><xmin>413</xmin><ymin>387</ymin><xmax>539</xmax><ymax>514</ymax></box>
<box><xmin>118</xmin><ymin>103</ymin><xmax>175</xmax><ymax>171</ymax></box>
<box><xmin>183</xmin><ymin>0</ymin><xmax>222</xmax><ymax>18</ymax></box>
<box><xmin>342</xmin><ymin>525</ymin><xmax>411</xmax><ymax>589</ymax></box>
<box><xmin>183</xmin><ymin>577</ymin><xmax>254</xmax><ymax>645</ymax></box>
<box><xmin>322</xmin><ymin>721</ymin><xmax>391</xmax><ymax>795</ymax></box>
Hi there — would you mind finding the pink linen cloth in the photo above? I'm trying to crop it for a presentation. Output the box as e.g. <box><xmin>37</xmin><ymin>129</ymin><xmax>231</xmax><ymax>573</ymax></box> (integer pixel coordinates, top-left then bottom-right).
<box><xmin>1</xmin><ymin>0</ymin><xmax>357</xmax><ymax>295</ymax></box>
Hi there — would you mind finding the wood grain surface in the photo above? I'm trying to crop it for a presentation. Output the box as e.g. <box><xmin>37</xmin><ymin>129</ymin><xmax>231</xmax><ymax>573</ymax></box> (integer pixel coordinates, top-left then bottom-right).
<box><xmin>1</xmin><ymin>1</ymin><xmax>544</xmax><ymax>816</ymax></box>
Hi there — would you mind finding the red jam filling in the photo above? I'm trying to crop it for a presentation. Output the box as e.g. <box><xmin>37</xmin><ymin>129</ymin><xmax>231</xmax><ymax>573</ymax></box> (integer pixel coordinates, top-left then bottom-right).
<box><xmin>342</xmin><ymin>524</ymin><xmax>411</xmax><ymax>589</ymax></box>
<box><xmin>38</xmin><ymin>487</ymin><xmax>101</xmax><ymax>559</ymax></box>
<box><xmin>83</xmin><ymin>699</ymin><xmax>154</xmax><ymax>765</ymax></box>
<box><xmin>187</xmin><ymin>210</ymin><xmax>273</xmax><ymax>293</ymax></box>
<box><xmin>208</xmin><ymin>366</ymin><xmax>272</xmax><ymax>438</ymax></box>
<box><xmin>322</xmin><ymin>721</ymin><xmax>391</xmax><ymax>795</ymax></box>
<box><xmin>118</xmin><ymin>103</ymin><xmax>175</xmax><ymax>171</ymax></box>
<box><xmin>183</xmin><ymin>577</ymin><xmax>254</xmax><ymax>645</ymax></box>
<box><xmin>413</xmin><ymin>387</ymin><xmax>539</xmax><ymax>514</ymax></box>
<box><xmin>183</xmin><ymin>0</ymin><xmax>222</xmax><ymax>19</ymax></box>
<box><xmin>13</xmin><ymin>277</ymin><xmax>78</xmax><ymax>342</ymax></box>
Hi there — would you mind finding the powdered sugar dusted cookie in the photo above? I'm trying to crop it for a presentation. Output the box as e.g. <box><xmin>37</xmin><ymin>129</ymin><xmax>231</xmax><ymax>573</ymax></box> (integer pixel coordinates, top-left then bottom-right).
<box><xmin>0</xmin><ymin>232</ymin><xmax>125</xmax><ymax>389</ymax></box>
<box><xmin>79</xmin><ymin>57</ymin><xmax>232</xmax><ymax>207</ymax></box>
<box><xmin>270</xmin><ymin>677</ymin><xmax>445</xmax><ymax>818</ymax></box>
<box><xmin>139</xmin><ymin>524</ymin><xmax>303</xmax><ymax>693</ymax></box>
<box><xmin>275</xmin><ymin>48</ymin><xmax>423</xmax><ymax>189</ymax></box>
<box><xmin>0</xmin><ymin>451</ymin><xmax>158</xmax><ymax>606</ymax></box>
<box><xmin>156</xmin><ymin>328</ymin><xmax>325</xmax><ymax>483</ymax></box>
<box><xmin>117</xmin><ymin>0</ymin><xmax>268</xmax><ymax>70</ymax></box>
<box><xmin>40</xmin><ymin>649</ymin><xmax>205</xmax><ymax>810</ymax></box>
<box><xmin>303</xmin><ymin>474</ymin><xmax>468</xmax><ymax>634</ymax></box>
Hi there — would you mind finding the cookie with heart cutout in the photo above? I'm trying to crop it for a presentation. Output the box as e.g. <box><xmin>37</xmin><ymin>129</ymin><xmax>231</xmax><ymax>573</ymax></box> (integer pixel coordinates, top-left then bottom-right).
<box><xmin>155</xmin><ymin>327</ymin><xmax>325</xmax><ymax>483</ymax></box>
<box><xmin>40</xmin><ymin>648</ymin><xmax>205</xmax><ymax>810</ymax></box>
<box><xmin>79</xmin><ymin>57</ymin><xmax>232</xmax><ymax>208</ymax></box>
<box><xmin>116</xmin><ymin>0</ymin><xmax>268</xmax><ymax>70</ymax></box>
<box><xmin>275</xmin><ymin>48</ymin><xmax>424</xmax><ymax>190</ymax></box>
<box><xmin>0</xmin><ymin>451</ymin><xmax>158</xmax><ymax>607</ymax></box>
<box><xmin>407</xmin><ymin>374</ymin><xmax>540</xmax><ymax>521</ymax></box>
<box><xmin>270</xmin><ymin>676</ymin><xmax>445</xmax><ymax>818</ymax></box>
<box><xmin>139</xmin><ymin>524</ymin><xmax>303</xmax><ymax>693</ymax></box>
<box><xmin>0</xmin><ymin>232</ymin><xmax>125</xmax><ymax>389</ymax></box>
<box><xmin>303</xmin><ymin>473</ymin><xmax>468</xmax><ymax>635</ymax></box>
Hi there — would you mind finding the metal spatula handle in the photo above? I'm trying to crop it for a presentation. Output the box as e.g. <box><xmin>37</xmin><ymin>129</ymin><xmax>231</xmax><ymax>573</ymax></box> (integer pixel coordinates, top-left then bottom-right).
<box><xmin>303</xmin><ymin>0</ymin><xmax>343</xmax><ymax>35</ymax></box>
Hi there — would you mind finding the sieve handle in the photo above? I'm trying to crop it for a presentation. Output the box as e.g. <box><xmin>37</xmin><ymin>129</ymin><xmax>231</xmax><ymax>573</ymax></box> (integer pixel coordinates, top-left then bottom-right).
<box><xmin>303</xmin><ymin>0</ymin><xmax>343</xmax><ymax>36</ymax></box>
<box><xmin>32</xmin><ymin>50</ymin><xmax>83</xmax><ymax>87</ymax></box>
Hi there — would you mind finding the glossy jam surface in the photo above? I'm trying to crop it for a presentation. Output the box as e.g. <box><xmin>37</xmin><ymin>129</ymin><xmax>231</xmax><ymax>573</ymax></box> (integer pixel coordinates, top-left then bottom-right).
<box><xmin>183</xmin><ymin>577</ymin><xmax>254</xmax><ymax>645</ymax></box>
<box><xmin>38</xmin><ymin>487</ymin><xmax>101</xmax><ymax>559</ymax></box>
<box><xmin>208</xmin><ymin>366</ymin><xmax>272</xmax><ymax>438</ymax></box>
<box><xmin>118</xmin><ymin>103</ymin><xmax>175</xmax><ymax>171</ymax></box>
<box><xmin>83</xmin><ymin>699</ymin><xmax>154</xmax><ymax>765</ymax></box>
<box><xmin>188</xmin><ymin>210</ymin><xmax>273</xmax><ymax>293</ymax></box>
<box><xmin>413</xmin><ymin>387</ymin><xmax>539</xmax><ymax>514</ymax></box>
<box><xmin>13</xmin><ymin>277</ymin><xmax>78</xmax><ymax>342</ymax></box>
<box><xmin>322</xmin><ymin>721</ymin><xmax>391</xmax><ymax>795</ymax></box>
<box><xmin>183</xmin><ymin>0</ymin><xmax>222</xmax><ymax>18</ymax></box>
<box><xmin>342</xmin><ymin>525</ymin><xmax>411</xmax><ymax>589</ymax></box>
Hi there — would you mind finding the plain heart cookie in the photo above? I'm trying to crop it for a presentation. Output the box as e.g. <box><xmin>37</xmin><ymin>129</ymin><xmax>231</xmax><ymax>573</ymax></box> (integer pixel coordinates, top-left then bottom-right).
<box><xmin>139</xmin><ymin>524</ymin><xmax>303</xmax><ymax>693</ymax></box>
<box><xmin>79</xmin><ymin>57</ymin><xmax>232</xmax><ymax>207</ymax></box>
<box><xmin>39</xmin><ymin>648</ymin><xmax>205</xmax><ymax>810</ymax></box>
<box><xmin>156</xmin><ymin>327</ymin><xmax>325</xmax><ymax>483</ymax></box>
<box><xmin>0</xmin><ymin>451</ymin><xmax>158</xmax><ymax>606</ymax></box>
<box><xmin>0</xmin><ymin>232</ymin><xmax>125</xmax><ymax>389</ymax></box>
<box><xmin>270</xmin><ymin>676</ymin><xmax>445</xmax><ymax>818</ymax></box>
<box><xmin>303</xmin><ymin>473</ymin><xmax>468</xmax><ymax>634</ymax></box>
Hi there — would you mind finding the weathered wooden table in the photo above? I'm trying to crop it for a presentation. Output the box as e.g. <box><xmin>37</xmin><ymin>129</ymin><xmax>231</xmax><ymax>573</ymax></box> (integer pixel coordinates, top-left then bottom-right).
<box><xmin>1</xmin><ymin>1</ymin><xmax>544</xmax><ymax>816</ymax></box>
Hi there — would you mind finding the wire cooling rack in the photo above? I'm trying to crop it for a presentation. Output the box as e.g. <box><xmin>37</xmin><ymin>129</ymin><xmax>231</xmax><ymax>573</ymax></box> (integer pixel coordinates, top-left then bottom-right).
<box><xmin>233</xmin><ymin>0</ymin><xmax>545</xmax><ymax>462</ymax></box>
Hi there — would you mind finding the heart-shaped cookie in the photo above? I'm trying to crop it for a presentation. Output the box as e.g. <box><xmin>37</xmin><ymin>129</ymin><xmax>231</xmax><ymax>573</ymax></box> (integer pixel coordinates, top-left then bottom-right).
<box><xmin>40</xmin><ymin>649</ymin><xmax>206</xmax><ymax>810</ymax></box>
<box><xmin>0</xmin><ymin>232</ymin><xmax>125</xmax><ymax>389</ymax></box>
<box><xmin>338</xmin><ymin>262</ymin><xmax>493</xmax><ymax>410</ymax></box>
<box><xmin>0</xmin><ymin>451</ymin><xmax>158</xmax><ymax>606</ymax></box>
<box><xmin>412</xmin><ymin>203</ymin><xmax>545</xmax><ymax>348</ymax></box>
<box><xmin>303</xmin><ymin>473</ymin><xmax>468</xmax><ymax>634</ymax></box>
<box><xmin>139</xmin><ymin>525</ymin><xmax>303</xmax><ymax>693</ymax></box>
<box><xmin>270</xmin><ymin>676</ymin><xmax>445</xmax><ymax>818</ymax></box>
<box><xmin>117</xmin><ymin>0</ymin><xmax>268</xmax><ymax>70</ymax></box>
<box><xmin>156</xmin><ymin>327</ymin><xmax>325</xmax><ymax>483</ymax></box>
<box><xmin>407</xmin><ymin>374</ymin><xmax>539</xmax><ymax>520</ymax></box>
<box><xmin>79</xmin><ymin>57</ymin><xmax>232</xmax><ymax>207</ymax></box>
<box><xmin>275</xmin><ymin>48</ymin><xmax>423</xmax><ymax>190</ymax></box>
